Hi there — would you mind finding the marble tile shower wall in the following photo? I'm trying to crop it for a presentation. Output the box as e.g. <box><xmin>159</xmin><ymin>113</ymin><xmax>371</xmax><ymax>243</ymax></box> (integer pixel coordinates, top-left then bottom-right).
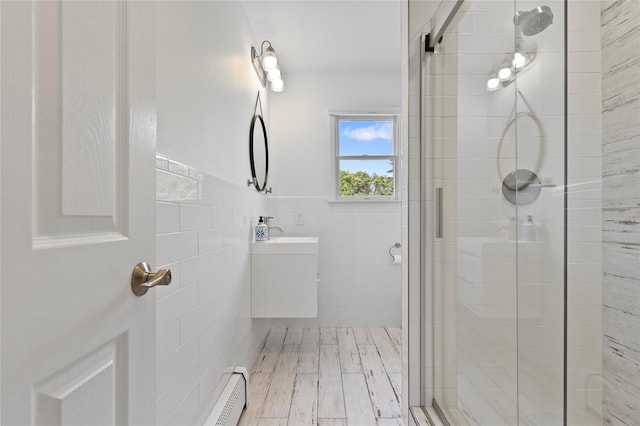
<box><xmin>600</xmin><ymin>1</ymin><xmax>640</xmax><ymax>424</ymax></box>
<box><xmin>154</xmin><ymin>154</ymin><xmax>269</xmax><ymax>425</ymax></box>
<box><xmin>267</xmin><ymin>197</ymin><xmax>402</xmax><ymax>327</ymax></box>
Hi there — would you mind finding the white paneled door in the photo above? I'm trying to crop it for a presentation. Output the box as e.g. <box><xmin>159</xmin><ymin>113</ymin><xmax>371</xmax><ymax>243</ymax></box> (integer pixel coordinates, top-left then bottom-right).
<box><xmin>1</xmin><ymin>1</ymin><xmax>157</xmax><ymax>424</ymax></box>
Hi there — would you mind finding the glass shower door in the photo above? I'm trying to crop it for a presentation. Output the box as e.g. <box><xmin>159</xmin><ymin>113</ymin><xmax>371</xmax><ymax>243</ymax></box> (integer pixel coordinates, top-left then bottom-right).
<box><xmin>513</xmin><ymin>2</ymin><xmax>565</xmax><ymax>423</ymax></box>
<box><xmin>426</xmin><ymin>1</ymin><xmax>566</xmax><ymax>424</ymax></box>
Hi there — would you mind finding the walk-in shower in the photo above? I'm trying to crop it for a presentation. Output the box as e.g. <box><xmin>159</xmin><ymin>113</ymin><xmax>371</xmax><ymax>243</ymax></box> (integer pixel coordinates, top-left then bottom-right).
<box><xmin>412</xmin><ymin>0</ymin><xmax>613</xmax><ymax>424</ymax></box>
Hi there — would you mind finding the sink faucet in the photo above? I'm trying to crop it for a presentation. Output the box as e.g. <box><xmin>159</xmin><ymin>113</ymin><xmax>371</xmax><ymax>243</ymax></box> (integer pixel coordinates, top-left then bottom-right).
<box><xmin>263</xmin><ymin>216</ymin><xmax>285</xmax><ymax>236</ymax></box>
<box><xmin>269</xmin><ymin>226</ymin><xmax>285</xmax><ymax>234</ymax></box>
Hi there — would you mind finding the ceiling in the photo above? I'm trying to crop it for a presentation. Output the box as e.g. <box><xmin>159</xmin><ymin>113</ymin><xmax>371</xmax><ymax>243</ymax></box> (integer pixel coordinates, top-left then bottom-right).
<box><xmin>241</xmin><ymin>1</ymin><xmax>407</xmax><ymax>74</ymax></box>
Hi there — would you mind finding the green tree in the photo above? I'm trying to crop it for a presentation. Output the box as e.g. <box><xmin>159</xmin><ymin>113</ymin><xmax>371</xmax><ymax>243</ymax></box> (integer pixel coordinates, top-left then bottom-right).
<box><xmin>340</xmin><ymin>170</ymin><xmax>394</xmax><ymax>197</ymax></box>
<box><xmin>372</xmin><ymin>174</ymin><xmax>394</xmax><ymax>195</ymax></box>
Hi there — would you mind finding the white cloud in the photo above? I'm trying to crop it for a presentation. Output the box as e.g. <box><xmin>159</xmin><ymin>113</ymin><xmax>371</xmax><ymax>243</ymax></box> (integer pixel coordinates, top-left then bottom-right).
<box><xmin>342</xmin><ymin>122</ymin><xmax>392</xmax><ymax>141</ymax></box>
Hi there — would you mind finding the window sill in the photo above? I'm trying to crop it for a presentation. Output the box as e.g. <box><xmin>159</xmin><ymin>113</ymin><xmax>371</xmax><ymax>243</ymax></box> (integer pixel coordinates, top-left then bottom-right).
<box><xmin>328</xmin><ymin>198</ymin><xmax>400</xmax><ymax>204</ymax></box>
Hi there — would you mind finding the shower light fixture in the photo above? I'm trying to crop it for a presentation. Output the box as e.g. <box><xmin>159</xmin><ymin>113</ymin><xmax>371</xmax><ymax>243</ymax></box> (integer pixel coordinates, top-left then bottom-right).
<box><xmin>251</xmin><ymin>40</ymin><xmax>284</xmax><ymax>92</ymax></box>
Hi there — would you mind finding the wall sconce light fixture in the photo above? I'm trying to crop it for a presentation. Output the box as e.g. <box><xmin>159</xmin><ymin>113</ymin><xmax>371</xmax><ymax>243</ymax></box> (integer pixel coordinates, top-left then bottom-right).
<box><xmin>251</xmin><ymin>40</ymin><xmax>284</xmax><ymax>92</ymax></box>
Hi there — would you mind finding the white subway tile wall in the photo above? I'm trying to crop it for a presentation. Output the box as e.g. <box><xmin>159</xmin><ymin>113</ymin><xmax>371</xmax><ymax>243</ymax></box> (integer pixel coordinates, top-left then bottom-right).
<box><xmin>566</xmin><ymin>1</ymin><xmax>603</xmax><ymax>424</ymax></box>
<box><xmin>267</xmin><ymin>197</ymin><xmax>402</xmax><ymax>327</ymax></box>
<box><xmin>155</xmin><ymin>155</ymin><xmax>269</xmax><ymax>425</ymax></box>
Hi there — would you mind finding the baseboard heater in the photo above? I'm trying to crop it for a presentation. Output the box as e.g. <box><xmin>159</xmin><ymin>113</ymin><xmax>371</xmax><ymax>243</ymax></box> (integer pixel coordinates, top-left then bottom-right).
<box><xmin>203</xmin><ymin>367</ymin><xmax>249</xmax><ymax>426</ymax></box>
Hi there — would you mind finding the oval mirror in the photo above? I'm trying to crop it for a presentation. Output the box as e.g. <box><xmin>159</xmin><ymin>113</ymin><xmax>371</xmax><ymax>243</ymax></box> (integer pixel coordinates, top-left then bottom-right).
<box><xmin>249</xmin><ymin>113</ymin><xmax>269</xmax><ymax>192</ymax></box>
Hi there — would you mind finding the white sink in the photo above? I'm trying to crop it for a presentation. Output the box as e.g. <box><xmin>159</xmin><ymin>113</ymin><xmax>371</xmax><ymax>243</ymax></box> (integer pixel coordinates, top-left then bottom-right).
<box><xmin>265</xmin><ymin>236</ymin><xmax>318</xmax><ymax>244</ymax></box>
<box><xmin>251</xmin><ymin>236</ymin><xmax>318</xmax><ymax>255</ymax></box>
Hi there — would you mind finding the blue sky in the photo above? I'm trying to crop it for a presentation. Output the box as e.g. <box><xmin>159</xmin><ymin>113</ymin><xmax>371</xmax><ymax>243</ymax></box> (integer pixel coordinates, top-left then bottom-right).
<box><xmin>339</xmin><ymin>120</ymin><xmax>394</xmax><ymax>176</ymax></box>
<box><xmin>339</xmin><ymin>120</ymin><xmax>393</xmax><ymax>156</ymax></box>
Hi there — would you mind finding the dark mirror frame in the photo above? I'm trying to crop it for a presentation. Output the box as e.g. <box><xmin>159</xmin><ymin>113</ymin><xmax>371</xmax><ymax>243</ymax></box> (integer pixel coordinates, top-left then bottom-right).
<box><xmin>249</xmin><ymin>113</ymin><xmax>269</xmax><ymax>192</ymax></box>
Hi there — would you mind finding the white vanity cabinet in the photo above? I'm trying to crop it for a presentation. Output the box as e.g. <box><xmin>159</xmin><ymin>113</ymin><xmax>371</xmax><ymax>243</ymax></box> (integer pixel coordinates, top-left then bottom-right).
<box><xmin>250</xmin><ymin>237</ymin><xmax>318</xmax><ymax>318</ymax></box>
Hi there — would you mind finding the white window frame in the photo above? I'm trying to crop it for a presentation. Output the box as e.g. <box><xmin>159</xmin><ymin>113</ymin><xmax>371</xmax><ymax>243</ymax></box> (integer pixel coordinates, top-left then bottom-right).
<box><xmin>330</xmin><ymin>113</ymin><xmax>400</xmax><ymax>202</ymax></box>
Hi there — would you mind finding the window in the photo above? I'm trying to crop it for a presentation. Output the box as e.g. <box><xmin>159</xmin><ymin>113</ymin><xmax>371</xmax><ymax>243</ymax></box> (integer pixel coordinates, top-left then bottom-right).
<box><xmin>333</xmin><ymin>114</ymin><xmax>398</xmax><ymax>201</ymax></box>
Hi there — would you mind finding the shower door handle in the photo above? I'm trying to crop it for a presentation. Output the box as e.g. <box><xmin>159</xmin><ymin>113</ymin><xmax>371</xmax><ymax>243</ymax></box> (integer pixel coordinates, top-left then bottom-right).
<box><xmin>436</xmin><ymin>187</ymin><xmax>443</xmax><ymax>238</ymax></box>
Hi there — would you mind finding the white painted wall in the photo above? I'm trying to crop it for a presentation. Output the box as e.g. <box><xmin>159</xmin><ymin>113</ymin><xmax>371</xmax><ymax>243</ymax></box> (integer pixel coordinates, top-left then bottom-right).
<box><xmin>156</xmin><ymin>1</ymin><xmax>267</xmax><ymax>186</ymax></box>
<box><xmin>269</xmin><ymin>72</ymin><xmax>401</xmax><ymax>196</ymax></box>
<box><xmin>154</xmin><ymin>2</ymin><xmax>271</xmax><ymax>424</ymax></box>
<box><xmin>268</xmin><ymin>72</ymin><xmax>403</xmax><ymax>326</ymax></box>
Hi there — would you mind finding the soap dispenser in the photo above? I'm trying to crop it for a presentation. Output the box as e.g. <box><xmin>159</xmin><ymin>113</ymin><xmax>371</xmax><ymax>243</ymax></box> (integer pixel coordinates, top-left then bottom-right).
<box><xmin>522</xmin><ymin>215</ymin><xmax>537</xmax><ymax>241</ymax></box>
<box><xmin>255</xmin><ymin>216</ymin><xmax>268</xmax><ymax>242</ymax></box>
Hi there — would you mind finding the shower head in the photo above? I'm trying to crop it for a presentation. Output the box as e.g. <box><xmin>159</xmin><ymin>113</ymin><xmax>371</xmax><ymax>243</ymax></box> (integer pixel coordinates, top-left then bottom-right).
<box><xmin>514</xmin><ymin>6</ymin><xmax>554</xmax><ymax>36</ymax></box>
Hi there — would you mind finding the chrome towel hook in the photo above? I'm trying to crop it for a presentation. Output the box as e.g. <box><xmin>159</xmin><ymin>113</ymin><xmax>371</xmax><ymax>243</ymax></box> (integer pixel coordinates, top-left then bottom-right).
<box><xmin>388</xmin><ymin>242</ymin><xmax>401</xmax><ymax>258</ymax></box>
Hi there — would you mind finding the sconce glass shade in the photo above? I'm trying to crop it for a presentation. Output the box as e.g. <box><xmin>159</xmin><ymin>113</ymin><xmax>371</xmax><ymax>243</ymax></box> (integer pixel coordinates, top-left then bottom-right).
<box><xmin>271</xmin><ymin>79</ymin><xmax>284</xmax><ymax>92</ymax></box>
<box><xmin>252</xmin><ymin>41</ymin><xmax>283</xmax><ymax>92</ymax></box>
<box><xmin>267</xmin><ymin>67</ymin><xmax>281</xmax><ymax>82</ymax></box>
<box><xmin>262</xmin><ymin>48</ymin><xmax>278</xmax><ymax>71</ymax></box>
<box><xmin>486</xmin><ymin>77</ymin><xmax>500</xmax><ymax>91</ymax></box>
<box><xmin>498</xmin><ymin>66</ymin><xmax>513</xmax><ymax>81</ymax></box>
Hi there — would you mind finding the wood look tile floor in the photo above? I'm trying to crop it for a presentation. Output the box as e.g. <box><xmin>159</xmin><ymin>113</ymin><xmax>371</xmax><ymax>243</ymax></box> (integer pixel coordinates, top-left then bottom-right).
<box><xmin>239</xmin><ymin>327</ymin><xmax>403</xmax><ymax>426</ymax></box>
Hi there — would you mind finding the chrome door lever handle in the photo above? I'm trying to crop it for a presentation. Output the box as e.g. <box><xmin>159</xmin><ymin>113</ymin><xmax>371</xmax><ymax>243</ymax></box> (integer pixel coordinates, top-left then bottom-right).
<box><xmin>131</xmin><ymin>262</ymin><xmax>172</xmax><ymax>296</ymax></box>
